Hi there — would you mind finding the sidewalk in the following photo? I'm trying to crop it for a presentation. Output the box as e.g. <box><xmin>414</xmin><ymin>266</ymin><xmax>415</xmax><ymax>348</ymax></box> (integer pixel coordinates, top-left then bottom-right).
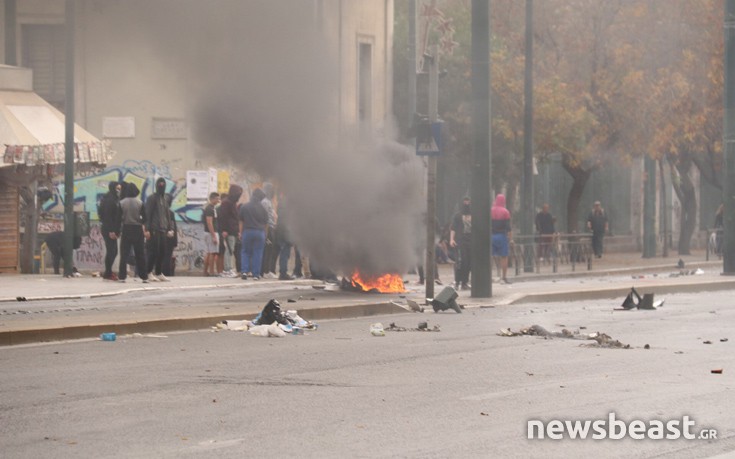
<box><xmin>1</xmin><ymin>250</ymin><xmax>733</xmax><ymax>346</ymax></box>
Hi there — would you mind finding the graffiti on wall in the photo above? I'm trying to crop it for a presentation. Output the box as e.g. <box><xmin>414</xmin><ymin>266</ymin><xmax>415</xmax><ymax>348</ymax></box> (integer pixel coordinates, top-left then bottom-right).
<box><xmin>43</xmin><ymin>162</ymin><xmax>205</xmax><ymax>223</ymax></box>
<box><xmin>40</xmin><ymin>161</ymin><xmax>258</xmax><ymax>273</ymax></box>
<box><xmin>73</xmin><ymin>222</ymin><xmax>207</xmax><ymax>273</ymax></box>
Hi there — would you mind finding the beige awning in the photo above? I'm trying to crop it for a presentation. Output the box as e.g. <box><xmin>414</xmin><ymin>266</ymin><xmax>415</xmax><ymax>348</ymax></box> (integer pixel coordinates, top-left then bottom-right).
<box><xmin>0</xmin><ymin>70</ymin><xmax>110</xmax><ymax>169</ymax></box>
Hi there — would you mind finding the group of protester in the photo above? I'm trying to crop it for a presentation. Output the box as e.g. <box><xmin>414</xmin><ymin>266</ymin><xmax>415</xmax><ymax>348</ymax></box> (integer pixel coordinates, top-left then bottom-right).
<box><xmin>94</xmin><ymin>178</ymin><xmax>177</xmax><ymax>282</ymax></box>
<box><xmin>444</xmin><ymin>195</ymin><xmax>609</xmax><ymax>290</ymax></box>
<box><xmin>202</xmin><ymin>183</ymin><xmax>303</xmax><ymax>281</ymax></box>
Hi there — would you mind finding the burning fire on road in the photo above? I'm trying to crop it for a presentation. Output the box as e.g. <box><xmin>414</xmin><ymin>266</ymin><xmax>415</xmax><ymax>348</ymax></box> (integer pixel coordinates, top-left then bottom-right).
<box><xmin>341</xmin><ymin>271</ymin><xmax>406</xmax><ymax>294</ymax></box>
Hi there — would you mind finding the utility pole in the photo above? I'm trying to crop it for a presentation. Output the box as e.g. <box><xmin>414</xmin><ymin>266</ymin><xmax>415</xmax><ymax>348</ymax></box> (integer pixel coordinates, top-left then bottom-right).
<box><xmin>424</xmin><ymin>45</ymin><xmax>438</xmax><ymax>300</ymax></box>
<box><xmin>408</xmin><ymin>0</ymin><xmax>417</xmax><ymax>131</ymax></box>
<box><xmin>724</xmin><ymin>0</ymin><xmax>735</xmax><ymax>274</ymax></box>
<box><xmin>470</xmin><ymin>0</ymin><xmax>491</xmax><ymax>298</ymax></box>
<box><xmin>521</xmin><ymin>0</ymin><xmax>534</xmax><ymax>272</ymax></box>
<box><xmin>63</xmin><ymin>0</ymin><xmax>75</xmax><ymax>277</ymax></box>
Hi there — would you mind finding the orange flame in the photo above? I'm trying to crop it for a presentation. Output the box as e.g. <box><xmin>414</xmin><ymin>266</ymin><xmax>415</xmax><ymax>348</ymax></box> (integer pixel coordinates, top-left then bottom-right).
<box><xmin>350</xmin><ymin>271</ymin><xmax>406</xmax><ymax>293</ymax></box>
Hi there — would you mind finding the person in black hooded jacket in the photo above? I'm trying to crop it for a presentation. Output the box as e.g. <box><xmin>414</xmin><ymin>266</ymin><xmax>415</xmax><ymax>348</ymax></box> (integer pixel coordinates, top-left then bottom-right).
<box><xmin>144</xmin><ymin>177</ymin><xmax>174</xmax><ymax>281</ymax></box>
<box><xmin>97</xmin><ymin>181</ymin><xmax>122</xmax><ymax>280</ymax></box>
<box><xmin>238</xmin><ymin>188</ymin><xmax>268</xmax><ymax>280</ymax></box>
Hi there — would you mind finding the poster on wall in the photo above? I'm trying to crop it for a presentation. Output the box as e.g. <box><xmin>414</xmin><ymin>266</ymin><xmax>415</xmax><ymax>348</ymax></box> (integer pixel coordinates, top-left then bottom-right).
<box><xmin>186</xmin><ymin>170</ymin><xmax>209</xmax><ymax>204</ymax></box>
<box><xmin>217</xmin><ymin>170</ymin><xmax>230</xmax><ymax>195</ymax></box>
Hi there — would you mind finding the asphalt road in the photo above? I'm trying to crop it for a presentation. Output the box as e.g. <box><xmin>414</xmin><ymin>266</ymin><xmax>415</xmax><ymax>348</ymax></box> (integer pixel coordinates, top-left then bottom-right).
<box><xmin>1</xmin><ymin>291</ymin><xmax>733</xmax><ymax>458</ymax></box>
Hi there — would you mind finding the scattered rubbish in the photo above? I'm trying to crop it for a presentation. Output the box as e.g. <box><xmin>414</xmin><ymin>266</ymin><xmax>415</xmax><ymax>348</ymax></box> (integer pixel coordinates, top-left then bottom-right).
<box><xmin>721</xmin><ymin>338</ymin><xmax>729</xmax><ymax>343</ymax></box>
<box><xmin>619</xmin><ymin>287</ymin><xmax>664</xmax><ymax>310</ymax></box>
<box><xmin>498</xmin><ymin>325</ymin><xmax>630</xmax><ymax>349</ymax></box>
<box><xmin>215</xmin><ymin>320</ymin><xmax>250</xmax><ymax>332</ymax></box>
<box><xmin>644</xmin><ymin>344</ymin><xmax>650</xmax><ymax>349</ymax></box>
<box><xmin>100</xmin><ymin>332</ymin><xmax>116</xmax><ymax>342</ymax></box>
<box><xmin>694</xmin><ymin>268</ymin><xmax>704</xmax><ymax>275</ymax></box>
<box><xmin>431</xmin><ymin>286</ymin><xmax>462</xmax><ymax>313</ymax></box>
<box><xmin>287</xmin><ymin>299</ymin><xmax>297</xmax><ymax>303</ymax></box>
<box><xmin>711</xmin><ymin>369</ymin><xmax>723</xmax><ymax>374</ymax></box>
<box><xmin>257</xmin><ymin>299</ymin><xmax>293</xmax><ymax>326</ymax></box>
<box><xmin>312</xmin><ymin>285</ymin><xmax>326</xmax><ymax>290</ymax></box>
<box><xmin>675</xmin><ymin>351</ymin><xmax>684</xmax><ymax>354</ymax></box>
<box><xmin>370</xmin><ymin>323</ymin><xmax>385</xmax><ymax>336</ymax></box>
<box><xmin>407</xmin><ymin>299</ymin><xmax>424</xmax><ymax>313</ymax></box>
<box><xmin>480</xmin><ymin>412</ymin><xmax>489</xmax><ymax>416</ymax></box>
<box><xmin>677</xmin><ymin>259</ymin><xmax>685</xmax><ymax>269</ymax></box>
<box><xmin>669</xmin><ymin>269</ymin><xmax>706</xmax><ymax>278</ymax></box>
<box><xmin>384</xmin><ymin>322</ymin><xmax>440</xmax><ymax>332</ymax></box>
<box><xmin>15</xmin><ymin>297</ymin><xmax>26</xmax><ymax>302</ymax></box>
<box><xmin>249</xmin><ymin>322</ymin><xmax>286</xmax><ymax>338</ymax></box>
<box><xmin>703</xmin><ymin>341</ymin><xmax>713</xmax><ymax>345</ymax></box>
<box><xmin>131</xmin><ymin>332</ymin><xmax>168</xmax><ymax>339</ymax></box>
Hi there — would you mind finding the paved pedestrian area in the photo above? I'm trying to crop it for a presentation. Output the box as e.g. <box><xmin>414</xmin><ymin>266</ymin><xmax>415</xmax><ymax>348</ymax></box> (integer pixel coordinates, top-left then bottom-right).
<box><xmin>0</xmin><ymin>250</ymin><xmax>732</xmax><ymax>345</ymax></box>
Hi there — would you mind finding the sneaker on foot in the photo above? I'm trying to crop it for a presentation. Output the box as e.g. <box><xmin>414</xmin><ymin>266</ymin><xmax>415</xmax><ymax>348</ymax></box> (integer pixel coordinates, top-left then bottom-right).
<box><xmin>118</xmin><ymin>278</ymin><xmax>126</xmax><ymax>283</ymax></box>
<box><xmin>279</xmin><ymin>274</ymin><xmax>295</xmax><ymax>281</ymax></box>
<box><xmin>148</xmin><ymin>273</ymin><xmax>160</xmax><ymax>282</ymax></box>
<box><xmin>142</xmin><ymin>279</ymin><xmax>149</xmax><ymax>283</ymax></box>
<box><xmin>157</xmin><ymin>273</ymin><xmax>169</xmax><ymax>282</ymax></box>
<box><xmin>241</xmin><ymin>272</ymin><xmax>248</xmax><ymax>280</ymax></box>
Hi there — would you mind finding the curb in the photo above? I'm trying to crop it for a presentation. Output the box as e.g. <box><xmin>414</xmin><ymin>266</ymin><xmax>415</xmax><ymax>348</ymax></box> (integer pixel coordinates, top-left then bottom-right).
<box><xmin>0</xmin><ymin>301</ymin><xmax>407</xmax><ymax>347</ymax></box>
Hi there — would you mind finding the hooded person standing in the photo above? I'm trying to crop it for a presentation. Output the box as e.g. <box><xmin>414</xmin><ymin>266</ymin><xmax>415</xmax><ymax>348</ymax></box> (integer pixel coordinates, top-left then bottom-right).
<box><xmin>97</xmin><ymin>181</ymin><xmax>122</xmax><ymax>280</ymax></box>
<box><xmin>238</xmin><ymin>188</ymin><xmax>269</xmax><ymax>280</ymax></box>
<box><xmin>586</xmin><ymin>201</ymin><xmax>608</xmax><ymax>258</ymax></box>
<box><xmin>144</xmin><ymin>177</ymin><xmax>174</xmax><ymax>281</ymax></box>
<box><xmin>450</xmin><ymin>197</ymin><xmax>472</xmax><ymax>290</ymax></box>
<box><xmin>491</xmin><ymin>194</ymin><xmax>513</xmax><ymax>284</ymax></box>
<box><xmin>118</xmin><ymin>183</ymin><xmax>148</xmax><ymax>283</ymax></box>
<box><xmin>218</xmin><ymin>184</ymin><xmax>243</xmax><ymax>277</ymax></box>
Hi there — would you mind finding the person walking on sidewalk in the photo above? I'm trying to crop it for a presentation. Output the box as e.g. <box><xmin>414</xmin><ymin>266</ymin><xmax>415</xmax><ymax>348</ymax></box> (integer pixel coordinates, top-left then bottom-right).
<box><xmin>219</xmin><ymin>185</ymin><xmax>243</xmax><ymax>278</ymax></box>
<box><xmin>275</xmin><ymin>192</ymin><xmax>295</xmax><ymax>280</ymax></box>
<box><xmin>491</xmin><ymin>194</ymin><xmax>513</xmax><ymax>285</ymax></box>
<box><xmin>202</xmin><ymin>192</ymin><xmax>220</xmax><ymax>276</ymax></box>
<box><xmin>97</xmin><ymin>181</ymin><xmax>122</xmax><ymax>280</ymax></box>
<box><xmin>238</xmin><ymin>188</ymin><xmax>268</xmax><ymax>280</ymax></box>
<box><xmin>144</xmin><ymin>177</ymin><xmax>175</xmax><ymax>282</ymax></box>
<box><xmin>535</xmin><ymin>203</ymin><xmax>556</xmax><ymax>261</ymax></box>
<box><xmin>118</xmin><ymin>183</ymin><xmax>148</xmax><ymax>283</ymax></box>
<box><xmin>450</xmin><ymin>197</ymin><xmax>472</xmax><ymax>290</ymax></box>
<box><xmin>586</xmin><ymin>201</ymin><xmax>609</xmax><ymax>258</ymax></box>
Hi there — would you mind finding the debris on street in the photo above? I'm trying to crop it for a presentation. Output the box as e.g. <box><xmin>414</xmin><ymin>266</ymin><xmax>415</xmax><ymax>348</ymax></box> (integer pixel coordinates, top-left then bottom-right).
<box><xmin>99</xmin><ymin>332</ymin><xmax>116</xmax><ymax>341</ymax></box>
<box><xmin>498</xmin><ymin>325</ymin><xmax>630</xmax><ymax>349</ymax></box>
<box><xmin>214</xmin><ymin>300</ymin><xmax>318</xmax><ymax>336</ymax></box>
<box><xmin>370</xmin><ymin>323</ymin><xmax>385</xmax><ymax>336</ymax></box>
<box><xmin>711</xmin><ymin>369</ymin><xmax>723</xmax><ymax>374</ymax></box>
<box><xmin>431</xmin><ymin>286</ymin><xmax>462</xmax><ymax>313</ymax></box>
<box><xmin>384</xmin><ymin>322</ymin><xmax>440</xmax><ymax>332</ymax></box>
<box><xmin>619</xmin><ymin>287</ymin><xmax>664</xmax><ymax>310</ymax></box>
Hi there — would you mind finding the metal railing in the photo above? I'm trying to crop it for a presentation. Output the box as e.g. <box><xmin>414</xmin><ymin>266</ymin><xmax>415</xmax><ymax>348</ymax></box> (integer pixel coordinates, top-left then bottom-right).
<box><xmin>505</xmin><ymin>233</ymin><xmax>594</xmax><ymax>276</ymax></box>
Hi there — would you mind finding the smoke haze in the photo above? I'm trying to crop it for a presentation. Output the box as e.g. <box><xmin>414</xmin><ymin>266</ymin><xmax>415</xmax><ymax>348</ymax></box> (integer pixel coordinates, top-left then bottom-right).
<box><xmin>143</xmin><ymin>1</ymin><xmax>424</xmax><ymax>275</ymax></box>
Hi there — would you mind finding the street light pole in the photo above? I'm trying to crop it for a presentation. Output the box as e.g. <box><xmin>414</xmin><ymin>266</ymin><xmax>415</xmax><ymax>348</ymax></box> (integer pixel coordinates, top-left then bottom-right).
<box><xmin>63</xmin><ymin>0</ymin><xmax>76</xmax><ymax>277</ymax></box>
<box><xmin>521</xmin><ymin>0</ymin><xmax>534</xmax><ymax>272</ymax></box>
<box><xmin>724</xmin><ymin>0</ymin><xmax>735</xmax><ymax>274</ymax></box>
<box><xmin>470</xmin><ymin>0</ymin><xmax>491</xmax><ymax>298</ymax></box>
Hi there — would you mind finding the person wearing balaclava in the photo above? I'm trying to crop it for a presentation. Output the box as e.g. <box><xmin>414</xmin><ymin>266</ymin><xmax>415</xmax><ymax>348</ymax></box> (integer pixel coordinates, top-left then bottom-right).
<box><xmin>491</xmin><ymin>193</ymin><xmax>513</xmax><ymax>285</ymax></box>
<box><xmin>449</xmin><ymin>197</ymin><xmax>472</xmax><ymax>290</ymax></box>
<box><xmin>238</xmin><ymin>187</ymin><xmax>269</xmax><ymax>280</ymax></box>
<box><xmin>144</xmin><ymin>177</ymin><xmax>174</xmax><ymax>281</ymax></box>
<box><xmin>97</xmin><ymin>181</ymin><xmax>122</xmax><ymax>280</ymax></box>
<box><xmin>118</xmin><ymin>182</ymin><xmax>149</xmax><ymax>283</ymax></box>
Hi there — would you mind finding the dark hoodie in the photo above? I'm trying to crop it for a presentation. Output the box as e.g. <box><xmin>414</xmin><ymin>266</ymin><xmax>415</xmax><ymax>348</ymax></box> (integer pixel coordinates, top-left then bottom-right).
<box><xmin>219</xmin><ymin>184</ymin><xmax>243</xmax><ymax>235</ymax></box>
<box><xmin>145</xmin><ymin>177</ymin><xmax>173</xmax><ymax>232</ymax></box>
<box><xmin>98</xmin><ymin>181</ymin><xmax>121</xmax><ymax>234</ymax></box>
<box><xmin>238</xmin><ymin>188</ymin><xmax>269</xmax><ymax>230</ymax></box>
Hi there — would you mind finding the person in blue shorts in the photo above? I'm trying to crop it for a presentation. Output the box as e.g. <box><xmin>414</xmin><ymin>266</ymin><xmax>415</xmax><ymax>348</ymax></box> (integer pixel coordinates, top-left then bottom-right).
<box><xmin>491</xmin><ymin>194</ymin><xmax>513</xmax><ymax>284</ymax></box>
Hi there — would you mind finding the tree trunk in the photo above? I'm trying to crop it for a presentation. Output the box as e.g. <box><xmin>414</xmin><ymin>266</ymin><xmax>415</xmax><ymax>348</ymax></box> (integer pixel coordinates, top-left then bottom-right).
<box><xmin>668</xmin><ymin>154</ymin><xmax>697</xmax><ymax>255</ymax></box>
<box><xmin>562</xmin><ymin>157</ymin><xmax>593</xmax><ymax>233</ymax></box>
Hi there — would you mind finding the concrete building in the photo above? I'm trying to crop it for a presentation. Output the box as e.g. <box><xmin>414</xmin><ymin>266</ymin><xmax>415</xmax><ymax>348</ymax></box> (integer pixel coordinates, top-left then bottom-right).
<box><xmin>1</xmin><ymin>0</ymin><xmax>396</xmax><ymax>273</ymax></box>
